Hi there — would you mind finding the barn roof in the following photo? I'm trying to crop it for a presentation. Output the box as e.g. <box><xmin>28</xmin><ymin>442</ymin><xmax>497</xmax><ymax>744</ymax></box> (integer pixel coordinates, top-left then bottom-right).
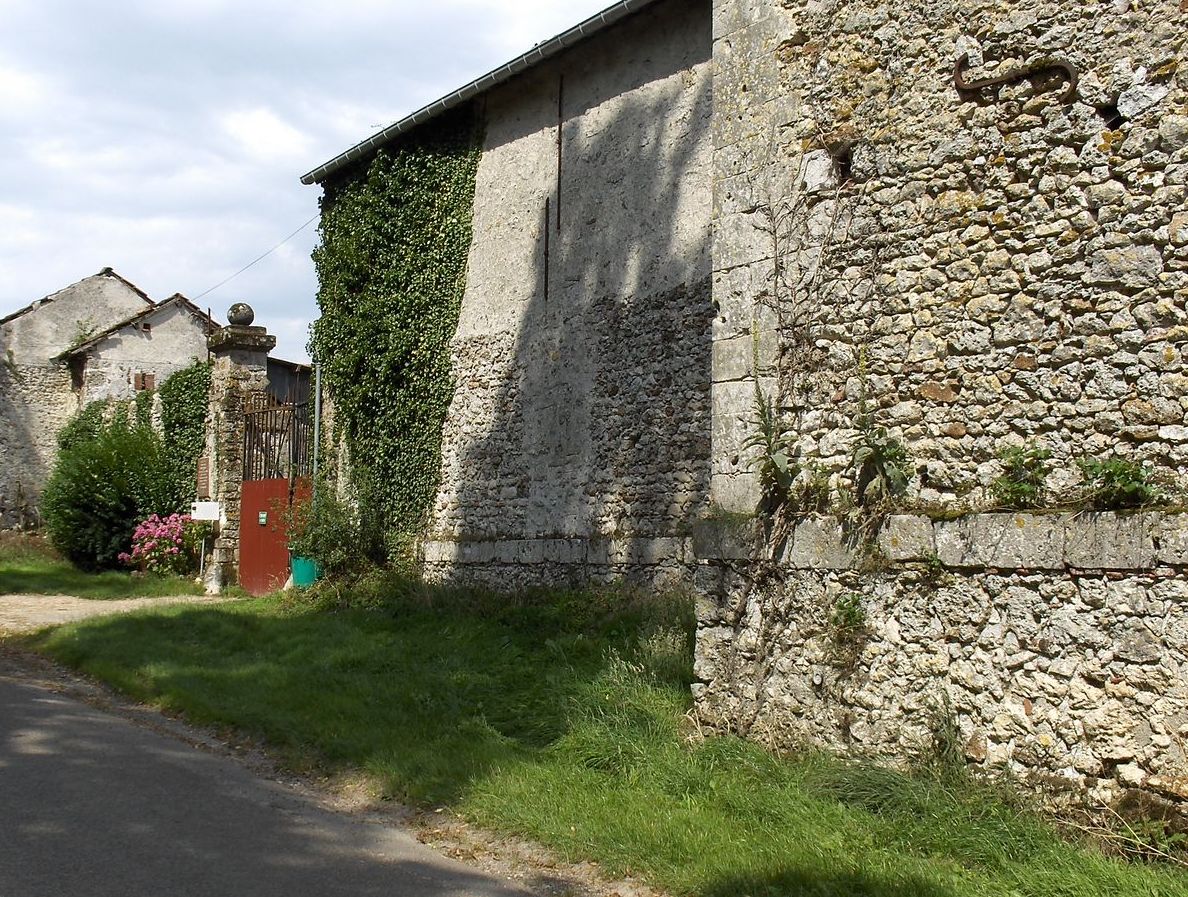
<box><xmin>300</xmin><ymin>0</ymin><xmax>664</xmax><ymax>186</ymax></box>
<box><xmin>57</xmin><ymin>293</ymin><xmax>219</xmax><ymax>359</ymax></box>
<box><xmin>0</xmin><ymin>267</ymin><xmax>153</xmax><ymax>328</ymax></box>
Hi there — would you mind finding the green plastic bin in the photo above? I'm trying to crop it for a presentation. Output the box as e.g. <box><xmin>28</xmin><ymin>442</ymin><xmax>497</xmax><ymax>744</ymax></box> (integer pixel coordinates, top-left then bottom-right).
<box><xmin>291</xmin><ymin>556</ymin><xmax>322</xmax><ymax>588</ymax></box>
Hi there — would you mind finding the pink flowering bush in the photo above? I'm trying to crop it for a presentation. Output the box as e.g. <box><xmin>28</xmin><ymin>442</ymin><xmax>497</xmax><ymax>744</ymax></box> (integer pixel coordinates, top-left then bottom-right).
<box><xmin>118</xmin><ymin>513</ymin><xmax>207</xmax><ymax>576</ymax></box>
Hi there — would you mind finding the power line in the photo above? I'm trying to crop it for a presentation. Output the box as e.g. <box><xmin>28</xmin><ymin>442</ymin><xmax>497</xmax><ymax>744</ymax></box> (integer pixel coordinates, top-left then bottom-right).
<box><xmin>192</xmin><ymin>213</ymin><xmax>319</xmax><ymax>302</ymax></box>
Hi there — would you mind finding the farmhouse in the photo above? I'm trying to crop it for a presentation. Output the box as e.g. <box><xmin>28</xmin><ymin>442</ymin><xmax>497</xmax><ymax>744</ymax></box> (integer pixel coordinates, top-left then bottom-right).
<box><xmin>304</xmin><ymin>0</ymin><xmax>1188</xmax><ymax>802</ymax></box>
<box><xmin>0</xmin><ymin>268</ymin><xmax>309</xmax><ymax>527</ymax></box>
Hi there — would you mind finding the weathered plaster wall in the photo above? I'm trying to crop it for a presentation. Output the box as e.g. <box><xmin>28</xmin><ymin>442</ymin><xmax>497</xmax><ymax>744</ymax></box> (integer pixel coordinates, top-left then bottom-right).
<box><xmin>694</xmin><ymin>512</ymin><xmax>1188</xmax><ymax>804</ymax></box>
<box><xmin>426</xmin><ymin>0</ymin><xmax>714</xmax><ymax>582</ymax></box>
<box><xmin>79</xmin><ymin>303</ymin><xmax>209</xmax><ymax>403</ymax></box>
<box><xmin>710</xmin><ymin>0</ymin><xmax>1188</xmax><ymax>512</ymax></box>
<box><xmin>0</xmin><ymin>270</ymin><xmax>151</xmax><ymax>364</ymax></box>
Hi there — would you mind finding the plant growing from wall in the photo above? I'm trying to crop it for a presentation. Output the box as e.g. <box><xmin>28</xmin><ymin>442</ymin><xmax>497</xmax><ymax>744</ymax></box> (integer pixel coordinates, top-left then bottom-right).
<box><xmin>310</xmin><ymin>106</ymin><xmax>483</xmax><ymax>550</ymax></box>
<box><xmin>745</xmin><ymin>384</ymin><xmax>797</xmax><ymax>517</ymax></box>
<box><xmin>851</xmin><ymin>425</ymin><xmax>909</xmax><ymax>510</ymax></box>
<box><xmin>990</xmin><ymin>442</ymin><xmax>1051</xmax><ymax>510</ymax></box>
<box><xmin>828</xmin><ymin>591</ymin><xmax>869</xmax><ymax>669</ymax></box>
<box><xmin>1077</xmin><ymin>455</ymin><xmax>1162</xmax><ymax>510</ymax></box>
<box><xmin>843</xmin><ymin>422</ymin><xmax>910</xmax><ymax>549</ymax></box>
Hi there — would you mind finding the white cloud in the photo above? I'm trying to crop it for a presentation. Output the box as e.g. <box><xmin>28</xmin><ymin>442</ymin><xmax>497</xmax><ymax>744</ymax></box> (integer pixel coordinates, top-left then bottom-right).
<box><xmin>221</xmin><ymin>107</ymin><xmax>313</xmax><ymax>162</ymax></box>
<box><xmin>0</xmin><ymin>0</ymin><xmax>619</xmax><ymax>364</ymax></box>
<box><xmin>0</xmin><ymin>60</ymin><xmax>48</xmax><ymax>112</ymax></box>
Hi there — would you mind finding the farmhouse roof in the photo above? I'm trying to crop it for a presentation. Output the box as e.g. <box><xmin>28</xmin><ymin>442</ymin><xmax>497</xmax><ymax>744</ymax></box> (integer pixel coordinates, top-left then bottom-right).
<box><xmin>0</xmin><ymin>267</ymin><xmax>154</xmax><ymax>328</ymax></box>
<box><xmin>300</xmin><ymin>0</ymin><xmax>664</xmax><ymax>186</ymax></box>
<box><xmin>58</xmin><ymin>293</ymin><xmax>219</xmax><ymax>359</ymax></box>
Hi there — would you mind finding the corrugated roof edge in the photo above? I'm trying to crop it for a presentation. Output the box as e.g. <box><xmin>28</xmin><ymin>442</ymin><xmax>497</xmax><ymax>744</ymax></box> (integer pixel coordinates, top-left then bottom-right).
<box><xmin>300</xmin><ymin>0</ymin><xmax>664</xmax><ymax>186</ymax></box>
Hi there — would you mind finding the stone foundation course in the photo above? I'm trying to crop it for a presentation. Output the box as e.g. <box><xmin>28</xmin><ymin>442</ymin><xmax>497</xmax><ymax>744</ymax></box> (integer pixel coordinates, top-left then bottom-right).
<box><xmin>693</xmin><ymin>511</ymin><xmax>1188</xmax><ymax>806</ymax></box>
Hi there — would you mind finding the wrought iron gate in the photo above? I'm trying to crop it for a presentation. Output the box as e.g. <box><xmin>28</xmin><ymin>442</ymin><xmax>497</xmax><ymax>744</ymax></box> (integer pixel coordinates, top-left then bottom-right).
<box><xmin>243</xmin><ymin>398</ymin><xmax>313</xmax><ymax>483</ymax></box>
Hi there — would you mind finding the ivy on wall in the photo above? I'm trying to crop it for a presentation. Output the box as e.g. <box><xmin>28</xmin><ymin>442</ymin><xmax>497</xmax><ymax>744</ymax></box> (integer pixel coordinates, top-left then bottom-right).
<box><xmin>159</xmin><ymin>360</ymin><xmax>212</xmax><ymax>499</ymax></box>
<box><xmin>310</xmin><ymin>106</ymin><xmax>483</xmax><ymax>542</ymax></box>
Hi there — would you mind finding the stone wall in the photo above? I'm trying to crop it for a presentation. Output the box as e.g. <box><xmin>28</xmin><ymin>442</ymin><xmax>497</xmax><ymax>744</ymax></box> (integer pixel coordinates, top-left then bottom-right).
<box><xmin>425</xmin><ymin>0</ymin><xmax>715</xmax><ymax>582</ymax></box>
<box><xmin>694</xmin><ymin>511</ymin><xmax>1188</xmax><ymax>803</ymax></box>
<box><xmin>0</xmin><ymin>270</ymin><xmax>153</xmax><ymax>527</ymax></box>
<box><xmin>203</xmin><ymin>325</ymin><xmax>275</xmax><ymax>590</ymax></box>
<box><xmin>696</xmin><ymin>0</ymin><xmax>1188</xmax><ymax>799</ymax></box>
<box><xmin>0</xmin><ymin>364</ymin><xmax>77</xmax><ymax>527</ymax></box>
<box><xmin>710</xmin><ymin>0</ymin><xmax>1188</xmax><ymax>512</ymax></box>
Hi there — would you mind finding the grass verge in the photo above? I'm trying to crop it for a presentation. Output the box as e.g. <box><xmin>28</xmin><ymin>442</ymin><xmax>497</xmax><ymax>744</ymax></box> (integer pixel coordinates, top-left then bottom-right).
<box><xmin>25</xmin><ymin>577</ymin><xmax>1188</xmax><ymax>897</ymax></box>
<box><xmin>0</xmin><ymin>533</ymin><xmax>203</xmax><ymax>599</ymax></box>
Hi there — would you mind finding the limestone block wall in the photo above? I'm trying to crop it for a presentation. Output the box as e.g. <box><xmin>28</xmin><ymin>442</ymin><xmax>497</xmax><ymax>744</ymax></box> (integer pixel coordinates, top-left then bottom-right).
<box><xmin>1</xmin><ymin>270</ymin><xmax>150</xmax><ymax>364</ymax></box>
<box><xmin>426</xmin><ymin>0</ymin><xmax>714</xmax><ymax>583</ymax></box>
<box><xmin>694</xmin><ymin>512</ymin><xmax>1188</xmax><ymax>803</ymax></box>
<box><xmin>710</xmin><ymin>0</ymin><xmax>1188</xmax><ymax>513</ymax></box>
<box><xmin>0</xmin><ymin>365</ymin><xmax>77</xmax><ymax>527</ymax></box>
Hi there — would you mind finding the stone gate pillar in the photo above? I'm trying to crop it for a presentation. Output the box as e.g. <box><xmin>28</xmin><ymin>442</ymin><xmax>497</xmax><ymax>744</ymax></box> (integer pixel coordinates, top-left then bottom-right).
<box><xmin>203</xmin><ymin>304</ymin><xmax>275</xmax><ymax>591</ymax></box>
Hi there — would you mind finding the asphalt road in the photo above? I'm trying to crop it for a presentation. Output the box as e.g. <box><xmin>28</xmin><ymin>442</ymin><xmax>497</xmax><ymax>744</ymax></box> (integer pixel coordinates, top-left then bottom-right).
<box><xmin>0</xmin><ymin>674</ymin><xmax>531</xmax><ymax>897</ymax></box>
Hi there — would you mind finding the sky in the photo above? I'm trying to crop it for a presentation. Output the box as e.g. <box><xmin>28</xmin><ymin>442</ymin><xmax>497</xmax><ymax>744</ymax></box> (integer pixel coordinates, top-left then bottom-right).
<box><xmin>0</xmin><ymin>0</ymin><xmax>616</xmax><ymax>363</ymax></box>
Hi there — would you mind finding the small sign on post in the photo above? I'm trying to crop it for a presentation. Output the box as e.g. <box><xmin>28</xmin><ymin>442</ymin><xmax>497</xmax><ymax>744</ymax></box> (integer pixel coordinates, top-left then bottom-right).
<box><xmin>191</xmin><ymin>501</ymin><xmax>221</xmax><ymax>522</ymax></box>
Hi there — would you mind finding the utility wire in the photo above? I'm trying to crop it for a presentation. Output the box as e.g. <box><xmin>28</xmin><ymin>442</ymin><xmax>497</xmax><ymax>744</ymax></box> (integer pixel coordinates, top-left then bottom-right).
<box><xmin>192</xmin><ymin>213</ymin><xmax>319</xmax><ymax>302</ymax></box>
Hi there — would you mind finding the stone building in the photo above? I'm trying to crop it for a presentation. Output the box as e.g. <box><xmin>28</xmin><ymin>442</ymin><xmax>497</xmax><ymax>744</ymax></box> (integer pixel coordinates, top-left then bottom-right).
<box><xmin>304</xmin><ymin>0</ymin><xmax>1188</xmax><ymax>800</ymax></box>
<box><xmin>0</xmin><ymin>268</ymin><xmax>214</xmax><ymax>526</ymax></box>
<box><xmin>0</xmin><ymin>268</ymin><xmax>308</xmax><ymax>527</ymax></box>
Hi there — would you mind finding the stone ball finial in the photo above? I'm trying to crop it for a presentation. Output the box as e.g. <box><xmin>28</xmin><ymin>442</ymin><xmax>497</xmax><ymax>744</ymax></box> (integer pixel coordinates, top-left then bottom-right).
<box><xmin>227</xmin><ymin>303</ymin><xmax>255</xmax><ymax>326</ymax></box>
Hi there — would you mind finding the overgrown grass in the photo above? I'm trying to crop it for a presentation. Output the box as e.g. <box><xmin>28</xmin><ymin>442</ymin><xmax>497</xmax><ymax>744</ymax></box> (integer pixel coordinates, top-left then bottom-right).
<box><xmin>0</xmin><ymin>533</ymin><xmax>202</xmax><ymax>599</ymax></box>
<box><xmin>26</xmin><ymin>577</ymin><xmax>1187</xmax><ymax>897</ymax></box>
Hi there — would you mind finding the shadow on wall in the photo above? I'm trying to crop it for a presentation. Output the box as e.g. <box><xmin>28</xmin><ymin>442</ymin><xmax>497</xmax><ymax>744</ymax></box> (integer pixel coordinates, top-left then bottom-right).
<box><xmin>440</xmin><ymin>0</ymin><xmax>714</xmax><ymax>544</ymax></box>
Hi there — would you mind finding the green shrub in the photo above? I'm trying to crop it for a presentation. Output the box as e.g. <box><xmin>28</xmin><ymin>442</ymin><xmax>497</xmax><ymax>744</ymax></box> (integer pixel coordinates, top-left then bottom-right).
<box><xmin>42</xmin><ymin>418</ymin><xmax>184</xmax><ymax>569</ymax></box>
<box><xmin>285</xmin><ymin>486</ymin><xmax>372</xmax><ymax>578</ymax></box>
<box><xmin>56</xmin><ymin>400</ymin><xmax>106</xmax><ymax>451</ymax></box>
<box><xmin>1077</xmin><ymin>455</ymin><xmax>1162</xmax><ymax>510</ymax></box>
<box><xmin>991</xmin><ymin>443</ymin><xmax>1051</xmax><ymax>509</ymax></box>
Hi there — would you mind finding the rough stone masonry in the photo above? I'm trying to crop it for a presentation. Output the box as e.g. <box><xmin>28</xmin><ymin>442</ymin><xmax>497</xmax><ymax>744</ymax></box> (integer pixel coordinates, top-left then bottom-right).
<box><xmin>699</xmin><ymin>0</ymin><xmax>1188</xmax><ymax>804</ymax></box>
<box><xmin>309</xmin><ymin>0</ymin><xmax>1188</xmax><ymax>801</ymax></box>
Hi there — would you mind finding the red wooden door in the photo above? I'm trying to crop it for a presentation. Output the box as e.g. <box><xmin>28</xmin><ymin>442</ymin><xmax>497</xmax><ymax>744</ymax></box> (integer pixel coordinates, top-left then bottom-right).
<box><xmin>240</xmin><ymin>397</ymin><xmax>314</xmax><ymax>595</ymax></box>
<box><xmin>239</xmin><ymin>480</ymin><xmax>292</xmax><ymax>596</ymax></box>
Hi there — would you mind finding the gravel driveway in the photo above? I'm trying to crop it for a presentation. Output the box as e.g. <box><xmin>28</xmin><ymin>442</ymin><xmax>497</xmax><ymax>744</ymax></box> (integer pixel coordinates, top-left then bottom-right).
<box><xmin>0</xmin><ymin>593</ymin><xmax>226</xmax><ymax>634</ymax></box>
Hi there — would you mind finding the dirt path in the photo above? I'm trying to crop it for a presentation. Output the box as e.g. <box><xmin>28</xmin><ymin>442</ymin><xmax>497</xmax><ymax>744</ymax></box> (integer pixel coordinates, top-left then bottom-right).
<box><xmin>0</xmin><ymin>593</ymin><xmax>227</xmax><ymax>634</ymax></box>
